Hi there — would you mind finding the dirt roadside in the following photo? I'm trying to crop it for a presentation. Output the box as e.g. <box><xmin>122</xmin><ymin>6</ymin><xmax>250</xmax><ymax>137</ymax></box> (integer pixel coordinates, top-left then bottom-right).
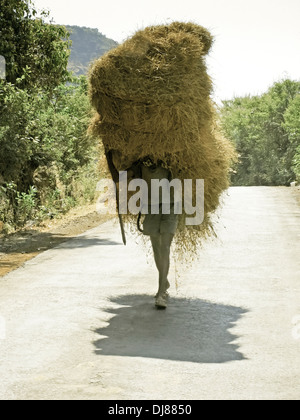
<box><xmin>0</xmin><ymin>205</ymin><xmax>112</xmax><ymax>277</ymax></box>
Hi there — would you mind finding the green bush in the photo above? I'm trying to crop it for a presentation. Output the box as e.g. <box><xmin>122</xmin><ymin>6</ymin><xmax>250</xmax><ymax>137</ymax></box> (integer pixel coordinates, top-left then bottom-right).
<box><xmin>221</xmin><ymin>79</ymin><xmax>300</xmax><ymax>186</ymax></box>
<box><xmin>0</xmin><ymin>0</ymin><xmax>71</xmax><ymax>90</ymax></box>
<box><xmin>0</xmin><ymin>76</ymin><xmax>99</xmax><ymax>229</ymax></box>
<box><xmin>293</xmin><ymin>146</ymin><xmax>300</xmax><ymax>182</ymax></box>
<box><xmin>0</xmin><ymin>2</ymin><xmax>101</xmax><ymax>231</ymax></box>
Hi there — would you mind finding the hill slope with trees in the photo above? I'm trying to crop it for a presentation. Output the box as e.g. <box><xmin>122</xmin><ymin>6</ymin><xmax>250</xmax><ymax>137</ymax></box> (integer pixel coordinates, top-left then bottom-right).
<box><xmin>66</xmin><ymin>25</ymin><xmax>118</xmax><ymax>76</ymax></box>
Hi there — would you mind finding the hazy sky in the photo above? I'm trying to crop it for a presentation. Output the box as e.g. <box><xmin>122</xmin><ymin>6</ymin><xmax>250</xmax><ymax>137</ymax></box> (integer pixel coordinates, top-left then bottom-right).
<box><xmin>33</xmin><ymin>0</ymin><xmax>300</xmax><ymax>103</ymax></box>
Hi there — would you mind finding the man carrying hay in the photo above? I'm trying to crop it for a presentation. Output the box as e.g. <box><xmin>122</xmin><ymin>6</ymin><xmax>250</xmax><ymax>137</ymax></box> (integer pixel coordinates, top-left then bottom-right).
<box><xmin>127</xmin><ymin>156</ymin><xmax>179</xmax><ymax>309</ymax></box>
<box><xmin>89</xmin><ymin>22</ymin><xmax>236</xmax><ymax>309</ymax></box>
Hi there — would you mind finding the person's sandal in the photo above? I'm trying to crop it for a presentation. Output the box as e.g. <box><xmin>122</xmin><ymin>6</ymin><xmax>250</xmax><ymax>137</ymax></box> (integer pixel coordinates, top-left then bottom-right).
<box><xmin>155</xmin><ymin>294</ymin><xmax>168</xmax><ymax>309</ymax></box>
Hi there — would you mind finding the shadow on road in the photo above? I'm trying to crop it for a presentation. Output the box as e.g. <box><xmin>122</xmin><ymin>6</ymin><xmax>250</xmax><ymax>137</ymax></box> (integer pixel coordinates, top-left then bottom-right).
<box><xmin>0</xmin><ymin>232</ymin><xmax>121</xmax><ymax>276</ymax></box>
<box><xmin>57</xmin><ymin>236</ymin><xmax>121</xmax><ymax>249</ymax></box>
<box><xmin>93</xmin><ymin>294</ymin><xmax>248</xmax><ymax>364</ymax></box>
<box><xmin>0</xmin><ymin>231</ymin><xmax>121</xmax><ymax>255</ymax></box>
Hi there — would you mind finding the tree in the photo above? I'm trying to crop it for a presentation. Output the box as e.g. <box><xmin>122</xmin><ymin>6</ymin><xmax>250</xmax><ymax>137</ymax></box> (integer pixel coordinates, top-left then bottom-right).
<box><xmin>262</xmin><ymin>80</ymin><xmax>300</xmax><ymax>184</ymax></box>
<box><xmin>0</xmin><ymin>2</ymin><xmax>98</xmax><ymax>228</ymax></box>
<box><xmin>0</xmin><ymin>0</ymin><xmax>71</xmax><ymax>91</ymax></box>
<box><xmin>283</xmin><ymin>95</ymin><xmax>300</xmax><ymax>181</ymax></box>
<box><xmin>283</xmin><ymin>94</ymin><xmax>300</xmax><ymax>143</ymax></box>
<box><xmin>0</xmin><ymin>76</ymin><xmax>97</xmax><ymax>227</ymax></box>
<box><xmin>221</xmin><ymin>79</ymin><xmax>300</xmax><ymax>186</ymax></box>
<box><xmin>221</xmin><ymin>95</ymin><xmax>268</xmax><ymax>185</ymax></box>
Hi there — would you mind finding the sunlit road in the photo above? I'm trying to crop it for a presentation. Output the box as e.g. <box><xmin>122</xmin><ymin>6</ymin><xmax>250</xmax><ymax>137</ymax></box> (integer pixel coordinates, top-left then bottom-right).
<box><xmin>0</xmin><ymin>187</ymin><xmax>299</xmax><ymax>400</ymax></box>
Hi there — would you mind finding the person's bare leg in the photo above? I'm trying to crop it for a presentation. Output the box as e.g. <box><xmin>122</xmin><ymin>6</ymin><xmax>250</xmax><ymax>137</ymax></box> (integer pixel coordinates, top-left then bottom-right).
<box><xmin>158</xmin><ymin>233</ymin><xmax>173</xmax><ymax>295</ymax></box>
<box><xmin>150</xmin><ymin>235</ymin><xmax>162</xmax><ymax>276</ymax></box>
<box><xmin>150</xmin><ymin>233</ymin><xmax>174</xmax><ymax>303</ymax></box>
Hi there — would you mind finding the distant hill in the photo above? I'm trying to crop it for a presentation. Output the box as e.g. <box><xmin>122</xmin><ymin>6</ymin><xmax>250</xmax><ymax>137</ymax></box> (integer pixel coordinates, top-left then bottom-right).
<box><xmin>66</xmin><ymin>25</ymin><xmax>118</xmax><ymax>76</ymax></box>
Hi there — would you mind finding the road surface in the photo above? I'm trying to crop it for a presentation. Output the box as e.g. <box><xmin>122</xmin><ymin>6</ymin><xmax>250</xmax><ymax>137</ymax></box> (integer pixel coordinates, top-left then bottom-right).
<box><xmin>0</xmin><ymin>187</ymin><xmax>299</xmax><ymax>400</ymax></box>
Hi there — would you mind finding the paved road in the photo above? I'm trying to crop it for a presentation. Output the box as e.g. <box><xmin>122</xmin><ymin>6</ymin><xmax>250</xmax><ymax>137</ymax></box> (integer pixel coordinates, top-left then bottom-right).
<box><xmin>0</xmin><ymin>187</ymin><xmax>299</xmax><ymax>400</ymax></box>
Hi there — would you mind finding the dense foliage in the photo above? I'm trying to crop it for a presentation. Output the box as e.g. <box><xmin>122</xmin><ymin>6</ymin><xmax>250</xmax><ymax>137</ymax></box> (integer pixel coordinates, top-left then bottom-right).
<box><xmin>0</xmin><ymin>0</ymin><xmax>71</xmax><ymax>91</ymax></box>
<box><xmin>0</xmin><ymin>1</ymin><xmax>100</xmax><ymax>231</ymax></box>
<box><xmin>0</xmin><ymin>77</ymin><xmax>98</xmax><ymax>228</ymax></box>
<box><xmin>221</xmin><ymin>79</ymin><xmax>300</xmax><ymax>186</ymax></box>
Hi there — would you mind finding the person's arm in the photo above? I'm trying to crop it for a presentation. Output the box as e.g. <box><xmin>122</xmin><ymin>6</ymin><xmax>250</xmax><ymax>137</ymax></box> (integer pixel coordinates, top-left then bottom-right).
<box><xmin>129</xmin><ymin>161</ymin><xmax>142</xmax><ymax>179</ymax></box>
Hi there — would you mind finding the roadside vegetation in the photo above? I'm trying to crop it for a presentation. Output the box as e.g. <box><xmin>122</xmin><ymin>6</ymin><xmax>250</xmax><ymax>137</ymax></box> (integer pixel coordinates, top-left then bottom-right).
<box><xmin>221</xmin><ymin>79</ymin><xmax>300</xmax><ymax>186</ymax></box>
<box><xmin>0</xmin><ymin>0</ymin><xmax>100</xmax><ymax>233</ymax></box>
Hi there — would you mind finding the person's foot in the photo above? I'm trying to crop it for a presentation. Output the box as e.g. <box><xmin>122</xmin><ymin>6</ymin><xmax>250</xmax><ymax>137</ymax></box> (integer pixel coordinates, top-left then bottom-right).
<box><xmin>155</xmin><ymin>290</ymin><xmax>169</xmax><ymax>299</ymax></box>
<box><xmin>155</xmin><ymin>280</ymin><xmax>170</xmax><ymax>298</ymax></box>
<box><xmin>155</xmin><ymin>293</ymin><xmax>168</xmax><ymax>310</ymax></box>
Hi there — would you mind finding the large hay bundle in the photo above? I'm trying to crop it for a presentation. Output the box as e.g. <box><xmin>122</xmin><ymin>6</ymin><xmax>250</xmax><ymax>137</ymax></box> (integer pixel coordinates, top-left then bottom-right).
<box><xmin>89</xmin><ymin>22</ymin><xmax>235</xmax><ymax>256</ymax></box>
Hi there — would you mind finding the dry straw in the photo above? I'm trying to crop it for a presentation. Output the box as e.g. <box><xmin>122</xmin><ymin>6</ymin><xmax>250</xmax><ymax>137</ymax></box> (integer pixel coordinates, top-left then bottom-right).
<box><xmin>89</xmin><ymin>22</ymin><xmax>236</xmax><ymax>258</ymax></box>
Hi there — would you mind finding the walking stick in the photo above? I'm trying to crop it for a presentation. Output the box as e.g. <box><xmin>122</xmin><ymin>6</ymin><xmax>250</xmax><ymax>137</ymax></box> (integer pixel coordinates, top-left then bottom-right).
<box><xmin>105</xmin><ymin>150</ymin><xmax>127</xmax><ymax>246</ymax></box>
